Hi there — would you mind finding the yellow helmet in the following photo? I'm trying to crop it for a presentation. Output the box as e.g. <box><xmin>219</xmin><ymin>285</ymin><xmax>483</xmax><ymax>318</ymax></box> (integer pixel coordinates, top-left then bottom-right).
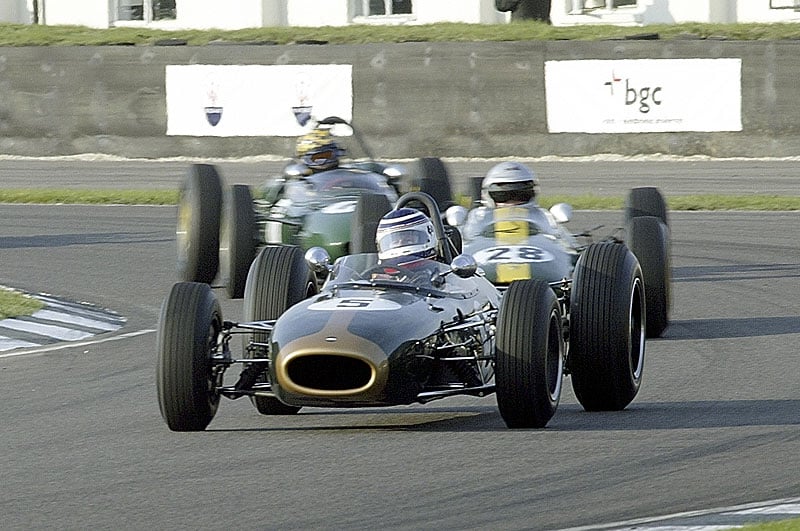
<box><xmin>296</xmin><ymin>129</ymin><xmax>343</xmax><ymax>171</ymax></box>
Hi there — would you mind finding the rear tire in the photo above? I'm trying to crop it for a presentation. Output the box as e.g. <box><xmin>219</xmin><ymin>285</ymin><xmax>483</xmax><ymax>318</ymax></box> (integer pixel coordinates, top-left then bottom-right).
<box><xmin>350</xmin><ymin>193</ymin><xmax>392</xmax><ymax>254</ymax></box>
<box><xmin>220</xmin><ymin>184</ymin><xmax>257</xmax><ymax>299</ymax></box>
<box><xmin>157</xmin><ymin>282</ymin><xmax>222</xmax><ymax>431</ymax></box>
<box><xmin>243</xmin><ymin>245</ymin><xmax>318</xmax><ymax>415</ymax></box>
<box><xmin>627</xmin><ymin>215</ymin><xmax>670</xmax><ymax>337</ymax></box>
<box><xmin>177</xmin><ymin>164</ymin><xmax>223</xmax><ymax>284</ymax></box>
<box><xmin>570</xmin><ymin>243</ymin><xmax>645</xmax><ymax>411</ymax></box>
<box><xmin>625</xmin><ymin>186</ymin><xmax>668</xmax><ymax>227</ymax></box>
<box><xmin>411</xmin><ymin>157</ymin><xmax>454</xmax><ymax>211</ymax></box>
<box><xmin>496</xmin><ymin>280</ymin><xmax>564</xmax><ymax>428</ymax></box>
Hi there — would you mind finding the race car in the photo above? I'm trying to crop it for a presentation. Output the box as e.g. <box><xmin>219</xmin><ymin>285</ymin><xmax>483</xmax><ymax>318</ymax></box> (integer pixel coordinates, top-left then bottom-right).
<box><xmin>453</xmin><ymin>186</ymin><xmax>671</xmax><ymax>338</ymax></box>
<box><xmin>157</xmin><ymin>192</ymin><xmax>647</xmax><ymax>431</ymax></box>
<box><xmin>176</xmin><ymin>116</ymin><xmax>454</xmax><ymax>299</ymax></box>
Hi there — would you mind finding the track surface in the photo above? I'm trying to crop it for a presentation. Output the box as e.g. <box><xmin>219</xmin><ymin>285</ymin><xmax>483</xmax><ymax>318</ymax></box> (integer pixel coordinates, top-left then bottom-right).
<box><xmin>0</xmin><ymin>159</ymin><xmax>798</xmax><ymax>529</ymax></box>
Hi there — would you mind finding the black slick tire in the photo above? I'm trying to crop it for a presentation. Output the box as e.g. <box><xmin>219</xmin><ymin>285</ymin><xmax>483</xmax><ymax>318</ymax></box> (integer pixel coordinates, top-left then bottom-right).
<box><xmin>177</xmin><ymin>164</ymin><xmax>223</xmax><ymax>284</ymax></box>
<box><xmin>412</xmin><ymin>157</ymin><xmax>454</xmax><ymax>211</ymax></box>
<box><xmin>625</xmin><ymin>186</ymin><xmax>668</xmax><ymax>227</ymax></box>
<box><xmin>626</xmin><ymin>215</ymin><xmax>670</xmax><ymax>337</ymax></box>
<box><xmin>570</xmin><ymin>243</ymin><xmax>645</xmax><ymax>411</ymax></box>
<box><xmin>243</xmin><ymin>245</ymin><xmax>318</xmax><ymax>415</ymax></box>
<box><xmin>496</xmin><ymin>279</ymin><xmax>564</xmax><ymax>428</ymax></box>
<box><xmin>220</xmin><ymin>184</ymin><xmax>257</xmax><ymax>299</ymax></box>
<box><xmin>350</xmin><ymin>193</ymin><xmax>392</xmax><ymax>254</ymax></box>
<box><xmin>156</xmin><ymin>282</ymin><xmax>222</xmax><ymax>431</ymax></box>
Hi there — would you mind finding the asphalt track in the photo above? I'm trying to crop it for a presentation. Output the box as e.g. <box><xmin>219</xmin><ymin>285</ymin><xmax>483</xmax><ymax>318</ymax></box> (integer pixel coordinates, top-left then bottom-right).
<box><xmin>0</xmin><ymin>159</ymin><xmax>798</xmax><ymax>529</ymax></box>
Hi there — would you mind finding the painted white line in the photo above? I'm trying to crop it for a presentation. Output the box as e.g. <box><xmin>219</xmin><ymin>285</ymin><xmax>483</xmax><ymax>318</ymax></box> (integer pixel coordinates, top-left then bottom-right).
<box><xmin>726</xmin><ymin>503</ymin><xmax>800</xmax><ymax>516</ymax></box>
<box><xmin>35</xmin><ymin>297</ymin><xmax>124</xmax><ymax>322</ymax></box>
<box><xmin>0</xmin><ymin>328</ymin><xmax>156</xmax><ymax>359</ymax></box>
<box><xmin>0</xmin><ymin>336</ymin><xmax>40</xmax><ymax>351</ymax></box>
<box><xmin>555</xmin><ymin>497</ymin><xmax>800</xmax><ymax>531</ymax></box>
<box><xmin>637</xmin><ymin>527</ymin><xmax>737</xmax><ymax>531</ymax></box>
<box><xmin>0</xmin><ymin>319</ymin><xmax>94</xmax><ymax>341</ymax></box>
<box><xmin>31</xmin><ymin>309</ymin><xmax>124</xmax><ymax>331</ymax></box>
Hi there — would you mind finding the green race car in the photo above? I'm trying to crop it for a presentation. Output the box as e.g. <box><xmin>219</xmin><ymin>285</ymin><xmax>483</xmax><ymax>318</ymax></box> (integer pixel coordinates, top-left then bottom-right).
<box><xmin>176</xmin><ymin>117</ymin><xmax>454</xmax><ymax>298</ymax></box>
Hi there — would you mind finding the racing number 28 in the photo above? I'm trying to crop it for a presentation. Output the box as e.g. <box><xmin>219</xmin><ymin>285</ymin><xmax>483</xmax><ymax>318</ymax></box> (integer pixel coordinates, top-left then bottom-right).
<box><xmin>484</xmin><ymin>246</ymin><xmax>551</xmax><ymax>263</ymax></box>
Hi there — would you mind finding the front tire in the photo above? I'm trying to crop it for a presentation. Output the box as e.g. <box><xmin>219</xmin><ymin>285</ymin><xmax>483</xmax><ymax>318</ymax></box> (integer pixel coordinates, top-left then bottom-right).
<box><xmin>243</xmin><ymin>245</ymin><xmax>318</xmax><ymax>415</ymax></box>
<box><xmin>177</xmin><ymin>164</ymin><xmax>223</xmax><ymax>284</ymax></box>
<box><xmin>570</xmin><ymin>243</ymin><xmax>645</xmax><ymax>411</ymax></box>
<box><xmin>157</xmin><ymin>282</ymin><xmax>222</xmax><ymax>431</ymax></box>
<box><xmin>496</xmin><ymin>280</ymin><xmax>564</xmax><ymax>428</ymax></box>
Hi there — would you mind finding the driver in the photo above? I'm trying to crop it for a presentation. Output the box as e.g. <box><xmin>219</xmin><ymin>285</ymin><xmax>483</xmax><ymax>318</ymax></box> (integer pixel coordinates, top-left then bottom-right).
<box><xmin>463</xmin><ymin>161</ymin><xmax>559</xmax><ymax>241</ymax></box>
<box><xmin>372</xmin><ymin>207</ymin><xmax>440</xmax><ymax>281</ymax></box>
<box><xmin>295</xmin><ymin>128</ymin><xmax>344</xmax><ymax>173</ymax></box>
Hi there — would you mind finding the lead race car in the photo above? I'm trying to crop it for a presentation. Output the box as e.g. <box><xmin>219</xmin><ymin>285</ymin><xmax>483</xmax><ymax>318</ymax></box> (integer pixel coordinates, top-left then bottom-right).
<box><xmin>158</xmin><ymin>192</ymin><xmax>648</xmax><ymax>431</ymax></box>
<box><xmin>176</xmin><ymin>116</ymin><xmax>454</xmax><ymax>299</ymax></box>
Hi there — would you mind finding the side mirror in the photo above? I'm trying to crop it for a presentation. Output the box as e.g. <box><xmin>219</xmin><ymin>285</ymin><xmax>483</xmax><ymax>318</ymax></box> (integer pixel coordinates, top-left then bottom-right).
<box><xmin>450</xmin><ymin>254</ymin><xmax>478</xmax><ymax>278</ymax></box>
<box><xmin>381</xmin><ymin>164</ymin><xmax>406</xmax><ymax>180</ymax></box>
<box><xmin>305</xmin><ymin>247</ymin><xmax>331</xmax><ymax>274</ymax></box>
<box><xmin>550</xmin><ymin>202</ymin><xmax>573</xmax><ymax>224</ymax></box>
<box><xmin>284</xmin><ymin>163</ymin><xmax>312</xmax><ymax>179</ymax></box>
<box><xmin>445</xmin><ymin>205</ymin><xmax>468</xmax><ymax>227</ymax></box>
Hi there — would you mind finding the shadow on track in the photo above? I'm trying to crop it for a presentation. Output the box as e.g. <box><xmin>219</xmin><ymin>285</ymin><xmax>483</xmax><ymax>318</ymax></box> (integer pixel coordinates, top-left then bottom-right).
<box><xmin>203</xmin><ymin>399</ymin><xmax>800</xmax><ymax>433</ymax></box>
<box><xmin>663</xmin><ymin>316</ymin><xmax>800</xmax><ymax>340</ymax></box>
<box><xmin>673</xmin><ymin>263</ymin><xmax>800</xmax><ymax>282</ymax></box>
<box><xmin>0</xmin><ymin>232</ymin><xmax>171</xmax><ymax>249</ymax></box>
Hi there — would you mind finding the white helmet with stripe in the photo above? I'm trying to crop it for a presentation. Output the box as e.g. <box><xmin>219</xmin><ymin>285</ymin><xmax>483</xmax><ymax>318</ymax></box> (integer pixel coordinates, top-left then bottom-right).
<box><xmin>375</xmin><ymin>208</ymin><xmax>436</xmax><ymax>262</ymax></box>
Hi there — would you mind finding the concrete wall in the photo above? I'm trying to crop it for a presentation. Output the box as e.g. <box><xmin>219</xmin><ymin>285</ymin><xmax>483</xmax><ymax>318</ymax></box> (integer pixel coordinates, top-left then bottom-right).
<box><xmin>0</xmin><ymin>40</ymin><xmax>799</xmax><ymax>159</ymax></box>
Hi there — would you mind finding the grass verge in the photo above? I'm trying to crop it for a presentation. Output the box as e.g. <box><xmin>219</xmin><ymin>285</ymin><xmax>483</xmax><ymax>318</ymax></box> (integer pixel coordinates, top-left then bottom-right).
<box><xmin>739</xmin><ymin>517</ymin><xmax>800</xmax><ymax>530</ymax></box>
<box><xmin>0</xmin><ymin>287</ymin><xmax>44</xmax><ymax>320</ymax></box>
<box><xmin>3</xmin><ymin>21</ymin><xmax>800</xmax><ymax>46</ymax></box>
<box><xmin>1</xmin><ymin>189</ymin><xmax>799</xmax><ymax>210</ymax></box>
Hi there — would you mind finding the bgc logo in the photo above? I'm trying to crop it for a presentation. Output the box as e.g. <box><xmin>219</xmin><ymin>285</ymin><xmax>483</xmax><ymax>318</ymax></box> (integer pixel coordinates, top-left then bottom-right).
<box><xmin>605</xmin><ymin>71</ymin><xmax>662</xmax><ymax>114</ymax></box>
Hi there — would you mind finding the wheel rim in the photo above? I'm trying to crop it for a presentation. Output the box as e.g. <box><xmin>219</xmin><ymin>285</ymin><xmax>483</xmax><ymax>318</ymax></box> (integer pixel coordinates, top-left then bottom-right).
<box><xmin>218</xmin><ymin>208</ymin><xmax>231</xmax><ymax>283</ymax></box>
<box><xmin>206</xmin><ymin>319</ymin><xmax>222</xmax><ymax>409</ymax></box>
<box><xmin>546</xmin><ymin>307</ymin><xmax>563</xmax><ymax>401</ymax></box>
<box><xmin>629</xmin><ymin>277</ymin><xmax>645</xmax><ymax>380</ymax></box>
<box><xmin>176</xmin><ymin>197</ymin><xmax>191</xmax><ymax>266</ymax></box>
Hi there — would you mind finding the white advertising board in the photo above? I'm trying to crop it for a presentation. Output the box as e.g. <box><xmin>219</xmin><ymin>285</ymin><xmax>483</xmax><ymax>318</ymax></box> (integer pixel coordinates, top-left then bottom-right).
<box><xmin>545</xmin><ymin>58</ymin><xmax>742</xmax><ymax>133</ymax></box>
<box><xmin>166</xmin><ymin>64</ymin><xmax>352</xmax><ymax>136</ymax></box>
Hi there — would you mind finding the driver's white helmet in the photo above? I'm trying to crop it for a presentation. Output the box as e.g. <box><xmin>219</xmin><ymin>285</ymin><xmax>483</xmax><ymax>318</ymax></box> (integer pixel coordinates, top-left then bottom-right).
<box><xmin>375</xmin><ymin>208</ymin><xmax>436</xmax><ymax>261</ymax></box>
<box><xmin>481</xmin><ymin>161</ymin><xmax>539</xmax><ymax>207</ymax></box>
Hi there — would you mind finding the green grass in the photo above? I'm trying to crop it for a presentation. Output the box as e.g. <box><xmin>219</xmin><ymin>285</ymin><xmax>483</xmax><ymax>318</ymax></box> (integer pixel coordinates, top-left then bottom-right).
<box><xmin>3</xmin><ymin>21</ymin><xmax>800</xmax><ymax>47</ymax></box>
<box><xmin>1</xmin><ymin>189</ymin><xmax>799</xmax><ymax>210</ymax></box>
<box><xmin>0</xmin><ymin>189</ymin><xmax>179</xmax><ymax>205</ymax></box>
<box><xmin>739</xmin><ymin>517</ymin><xmax>800</xmax><ymax>530</ymax></box>
<box><xmin>0</xmin><ymin>287</ymin><xmax>44</xmax><ymax>320</ymax></box>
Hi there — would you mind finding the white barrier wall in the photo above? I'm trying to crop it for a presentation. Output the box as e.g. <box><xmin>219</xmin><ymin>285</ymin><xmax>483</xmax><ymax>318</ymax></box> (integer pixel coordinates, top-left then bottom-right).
<box><xmin>413</xmin><ymin>0</ymin><xmax>508</xmax><ymax>24</ymax></box>
<box><xmin>5</xmin><ymin>1</ymin><xmax>800</xmax><ymax>30</ymax></box>
<box><xmin>737</xmin><ymin>2</ymin><xmax>800</xmax><ymax>23</ymax></box>
<box><xmin>179</xmin><ymin>0</ymin><xmax>271</xmax><ymax>30</ymax></box>
<box><xmin>286</xmin><ymin>0</ymin><xmax>350</xmax><ymax>27</ymax></box>
<box><xmin>41</xmin><ymin>0</ymin><xmax>110</xmax><ymax>28</ymax></box>
<box><xmin>0</xmin><ymin>0</ymin><xmax>30</xmax><ymax>23</ymax></box>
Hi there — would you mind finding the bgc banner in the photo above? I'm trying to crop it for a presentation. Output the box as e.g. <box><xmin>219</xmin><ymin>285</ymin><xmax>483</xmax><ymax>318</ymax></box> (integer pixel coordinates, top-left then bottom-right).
<box><xmin>545</xmin><ymin>58</ymin><xmax>741</xmax><ymax>133</ymax></box>
<box><xmin>166</xmin><ymin>64</ymin><xmax>352</xmax><ymax>136</ymax></box>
